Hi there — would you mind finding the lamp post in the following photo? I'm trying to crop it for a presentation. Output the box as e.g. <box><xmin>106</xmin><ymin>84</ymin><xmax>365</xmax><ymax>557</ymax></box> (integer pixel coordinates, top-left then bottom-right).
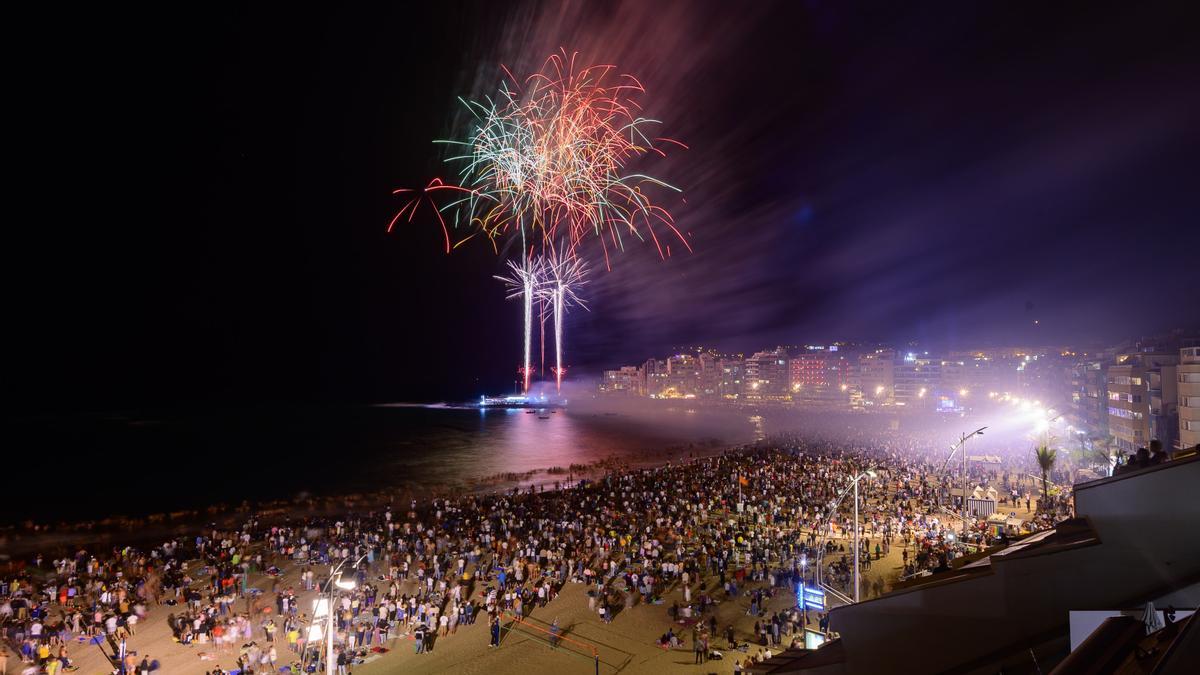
<box><xmin>944</xmin><ymin>427</ymin><xmax>987</xmax><ymax>539</ymax></box>
<box><xmin>813</xmin><ymin>467</ymin><xmax>876</xmax><ymax>603</ymax></box>
<box><xmin>800</xmin><ymin>554</ymin><xmax>808</xmax><ymax>625</ymax></box>
<box><xmin>316</xmin><ymin>554</ymin><xmax>368</xmax><ymax>675</ymax></box>
<box><xmin>849</xmin><ymin>470</ymin><xmax>879</xmax><ymax>603</ymax></box>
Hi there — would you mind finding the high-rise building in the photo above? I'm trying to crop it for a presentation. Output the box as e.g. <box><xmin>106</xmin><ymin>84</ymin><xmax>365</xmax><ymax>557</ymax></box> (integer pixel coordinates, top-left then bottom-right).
<box><xmin>717</xmin><ymin>358</ymin><xmax>745</xmax><ymax>400</ymax></box>
<box><xmin>1067</xmin><ymin>358</ymin><xmax>1109</xmax><ymax>438</ymax></box>
<box><xmin>745</xmin><ymin>348</ymin><xmax>790</xmax><ymax>402</ymax></box>
<box><xmin>788</xmin><ymin>349</ymin><xmax>855</xmax><ymax>406</ymax></box>
<box><xmin>1147</xmin><ymin>359</ymin><xmax>1179</xmax><ymax>452</ymax></box>
<box><xmin>1106</xmin><ymin>351</ymin><xmax>1179</xmax><ymax>452</ymax></box>
<box><xmin>599</xmin><ymin>366</ymin><xmax>641</xmax><ymax>395</ymax></box>
<box><xmin>894</xmin><ymin>353</ymin><xmax>941</xmax><ymax>410</ymax></box>
<box><xmin>859</xmin><ymin>349</ymin><xmax>895</xmax><ymax>406</ymax></box>
<box><xmin>662</xmin><ymin>354</ymin><xmax>700</xmax><ymax>398</ymax></box>
<box><xmin>642</xmin><ymin>358</ymin><xmax>667</xmax><ymax>398</ymax></box>
<box><xmin>697</xmin><ymin>351</ymin><xmax>720</xmax><ymax>399</ymax></box>
<box><xmin>789</xmin><ymin>353</ymin><xmax>827</xmax><ymax>391</ymax></box>
<box><xmin>1176</xmin><ymin>346</ymin><xmax>1200</xmax><ymax>451</ymax></box>
<box><xmin>946</xmin><ymin>349</ymin><xmax>1022</xmax><ymax>395</ymax></box>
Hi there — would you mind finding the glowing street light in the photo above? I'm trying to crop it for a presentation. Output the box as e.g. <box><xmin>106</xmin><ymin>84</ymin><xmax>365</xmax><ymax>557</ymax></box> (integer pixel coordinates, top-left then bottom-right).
<box><xmin>851</xmin><ymin>469</ymin><xmax>876</xmax><ymax>602</ymax></box>
<box><xmin>959</xmin><ymin>388</ymin><xmax>969</xmax><ymax>397</ymax></box>
<box><xmin>944</xmin><ymin>427</ymin><xmax>987</xmax><ymax>538</ymax></box>
<box><xmin>814</xmin><ymin>467</ymin><xmax>877</xmax><ymax>604</ymax></box>
<box><xmin>316</xmin><ymin>555</ymin><xmax>368</xmax><ymax>675</ymax></box>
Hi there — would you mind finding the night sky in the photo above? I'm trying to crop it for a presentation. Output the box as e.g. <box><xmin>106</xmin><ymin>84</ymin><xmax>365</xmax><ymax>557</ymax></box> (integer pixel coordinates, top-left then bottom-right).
<box><xmin>10</xmin><ymin>1</ymin><xmax>1199</xmax><ymax>412</ymax></box>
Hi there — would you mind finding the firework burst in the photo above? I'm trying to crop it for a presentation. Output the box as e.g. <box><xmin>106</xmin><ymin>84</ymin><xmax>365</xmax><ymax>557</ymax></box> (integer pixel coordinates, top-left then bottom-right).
<box><xmin>434</xmin><ymin>48</ymin><xmax>690</xmax><ymax>265</ymax></box>
<box><xmin>393</xmin><ymin>50</ymin><xmax>686</xmax><ymax>391</ymax></box>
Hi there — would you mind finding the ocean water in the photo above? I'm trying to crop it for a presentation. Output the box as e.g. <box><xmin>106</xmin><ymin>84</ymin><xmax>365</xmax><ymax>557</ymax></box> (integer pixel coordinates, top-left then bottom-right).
<box><xmin>3</xmin><ymin>403</ymin><xmax>759</xmax><ymax>524</ymax></box>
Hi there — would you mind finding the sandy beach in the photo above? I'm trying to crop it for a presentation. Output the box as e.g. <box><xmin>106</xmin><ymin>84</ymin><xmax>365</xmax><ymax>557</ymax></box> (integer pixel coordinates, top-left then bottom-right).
<box><xmin>4</xmin><ymin>443</ymin><xmax>1050</xmax><ymax>675</ymax></box>
<box><xmin>49</xmin><ymin>540</ymin><xmax>832</xmax><ymax>675</ymax></box>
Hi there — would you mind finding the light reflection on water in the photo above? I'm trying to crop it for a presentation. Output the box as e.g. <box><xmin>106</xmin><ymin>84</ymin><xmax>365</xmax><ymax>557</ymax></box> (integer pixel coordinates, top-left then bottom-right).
<box><xmin>380</xmin><ymin>405</ymin><xmax>758</xmax><ymax>490</ymax></box>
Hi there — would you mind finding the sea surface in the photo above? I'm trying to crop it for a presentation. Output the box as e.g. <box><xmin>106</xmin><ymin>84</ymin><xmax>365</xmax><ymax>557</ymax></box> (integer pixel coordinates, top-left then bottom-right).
<box><xmin>4</xmin><ymin>402</ymin><xmax>761</xmax><ymax>524</ymax></box>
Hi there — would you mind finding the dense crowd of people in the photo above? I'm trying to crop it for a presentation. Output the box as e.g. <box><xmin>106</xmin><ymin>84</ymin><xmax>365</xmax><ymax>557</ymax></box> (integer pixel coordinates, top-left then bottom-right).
<box><xmin>1</xmin><ymin>428</ymin><xmax>1082</xmax><ymax>674</ymax></box>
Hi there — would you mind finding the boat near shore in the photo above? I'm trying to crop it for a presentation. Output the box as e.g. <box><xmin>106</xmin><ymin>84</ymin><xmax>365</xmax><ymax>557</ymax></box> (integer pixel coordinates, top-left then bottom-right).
<box><xmin>474</xmin><ymin>393</ymin><xmax>567</xmax><ymax>409</ymax></box>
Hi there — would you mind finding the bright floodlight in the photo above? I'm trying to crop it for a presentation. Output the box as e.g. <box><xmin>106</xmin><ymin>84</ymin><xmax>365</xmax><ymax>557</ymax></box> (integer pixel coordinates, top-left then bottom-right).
<box><xmin>335</xmin><ymin>579</ymin><xmax>357</xmax><ymax>590</ymax></box>
<box><xmin>959</xmin><ymin>388</ymin><xmax>968</xmax><ymax>397</ymax></box>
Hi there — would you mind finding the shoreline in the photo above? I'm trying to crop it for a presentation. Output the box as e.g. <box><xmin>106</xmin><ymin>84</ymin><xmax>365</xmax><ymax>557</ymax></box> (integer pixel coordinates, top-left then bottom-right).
<box><xmin>0</xmin><ymin>438</ymin><xmax>734</xmax><ymax>561</ymax></box>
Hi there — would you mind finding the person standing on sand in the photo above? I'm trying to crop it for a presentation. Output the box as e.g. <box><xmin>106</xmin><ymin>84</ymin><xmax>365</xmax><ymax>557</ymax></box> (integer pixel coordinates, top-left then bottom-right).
<box><xmin>414</xmin><ymin>623</ymin><xmax>426</xmax><ymax>654</ymax></box>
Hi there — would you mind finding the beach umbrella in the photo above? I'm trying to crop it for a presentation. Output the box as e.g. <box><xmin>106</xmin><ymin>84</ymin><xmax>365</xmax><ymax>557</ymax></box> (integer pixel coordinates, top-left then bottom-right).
<box><xmin>1143</xmin><ymin>601</ymin><xmax>1164</xmax><ymax>635</ymax></box>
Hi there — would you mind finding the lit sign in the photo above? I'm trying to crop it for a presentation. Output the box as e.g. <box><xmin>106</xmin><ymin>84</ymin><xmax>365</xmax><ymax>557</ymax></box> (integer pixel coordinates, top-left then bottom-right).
<box><xmin>797</xmin><ymin>583</ymin><xmax>825</xmax><ymax>611</ymax></box>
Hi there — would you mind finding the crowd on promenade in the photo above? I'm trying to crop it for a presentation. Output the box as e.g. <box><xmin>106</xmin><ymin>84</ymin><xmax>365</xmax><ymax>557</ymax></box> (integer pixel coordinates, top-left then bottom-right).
<box><xmin>0</xmin><ymin>429</ymin><xmax>1079</xmax><ymax>674</ymax></box>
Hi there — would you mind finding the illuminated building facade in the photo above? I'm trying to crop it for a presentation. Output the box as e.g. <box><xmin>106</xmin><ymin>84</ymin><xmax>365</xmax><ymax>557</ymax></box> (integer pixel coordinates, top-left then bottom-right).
<box><xmin>1106</xmin><ymin>351</ymin><xmax>1178</xmax><ymax>452</ymax></box>
<box><xmin>745</xmin><ymin>348</ymin><xmax>791</xmax><ymax>402</ymax></box>
<box><xmin>1180</xmin><ymin>346</ymin><xmax>1200</xmax><ymax>451</ymax></box>
<box><xmin>859</xmin><ymin>349</ymin><xmax>895</xmax><ymax>406</ymax></box>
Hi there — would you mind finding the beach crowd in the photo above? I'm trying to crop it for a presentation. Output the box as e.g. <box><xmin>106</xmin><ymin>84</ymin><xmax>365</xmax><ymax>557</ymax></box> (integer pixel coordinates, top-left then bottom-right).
<box><xmin>0</xmin><ymin>429</ymin><xmax>1073</xmax><ymax>674</ymax></box>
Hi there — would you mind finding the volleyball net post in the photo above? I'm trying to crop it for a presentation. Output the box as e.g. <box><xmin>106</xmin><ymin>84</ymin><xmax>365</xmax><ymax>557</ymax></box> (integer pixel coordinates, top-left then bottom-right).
<box><xmin>499</xmin><ymin>611</ymin><xmax>600</xmax><ymax>674</ymax></box>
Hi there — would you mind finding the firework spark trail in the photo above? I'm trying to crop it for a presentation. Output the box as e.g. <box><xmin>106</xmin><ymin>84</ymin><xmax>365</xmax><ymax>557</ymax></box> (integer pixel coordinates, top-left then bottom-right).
<box><xmin>495</xmin><ymin>256</ymin><xmax>543</xmax><ymax>392</ymax></box>
<box><xmin>388</xmin><ymin>178</ymin><xmax>496</xmax><ymax>253</ymax></box>
<box><xmin>537</xmin><ymin>244</ymin><xmax>588</xmax><ymax>391</ymax></box>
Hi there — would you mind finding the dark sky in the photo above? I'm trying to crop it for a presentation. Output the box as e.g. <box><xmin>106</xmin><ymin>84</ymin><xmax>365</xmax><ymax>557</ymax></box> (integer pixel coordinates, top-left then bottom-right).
<box><xmin>9</xmin><ymin>1</ymin><xmax>1199</xmax><ymax>412</ymax></box>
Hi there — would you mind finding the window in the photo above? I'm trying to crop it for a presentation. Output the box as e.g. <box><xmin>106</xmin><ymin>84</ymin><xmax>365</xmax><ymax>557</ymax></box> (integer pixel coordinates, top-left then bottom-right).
<box><xmin>1108</xmin><ymin>407</ymin><xmax>1144</xmax><ymax>420</ymax></box>
<box><xmin>1181</xmin><ymin>373</ymin><xmax>1200</xmax><ymax>383</ymax></box>
<box><xmin>1108</xmin><ymin>376</ymin><xmax>1144</xmax><ymax>386</ymax></box>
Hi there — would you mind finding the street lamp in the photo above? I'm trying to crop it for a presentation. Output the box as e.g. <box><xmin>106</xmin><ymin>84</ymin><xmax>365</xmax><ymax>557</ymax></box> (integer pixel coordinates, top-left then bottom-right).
<box><xmin>813</xmin><ymin>466</ymin><xmax>877</xmax><ymax>604</ymax></box>
<box><xmin>800</xmin><ymin>555</ymin><xmax>809</xmax><ymax>625</ymax></box>
<box><xmin>850</xmin><ymin>469</ymin><xmax>876</xmax><ymax>603</ymax></box>
<box><xmin>313</xmin><ymin>554</ymin><xmax>368</xmax><ymax>675</ymax></box>
<box><xmin>944</xmin><ymin>427</ymin><xmax>987</xmax><ymax>538</ymax></box>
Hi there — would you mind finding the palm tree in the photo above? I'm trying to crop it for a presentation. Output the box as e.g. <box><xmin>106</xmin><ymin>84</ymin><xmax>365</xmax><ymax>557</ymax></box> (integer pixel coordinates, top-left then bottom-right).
<box><xmin>1091</xmin><ymin>437</ymin><xmax>1118</xmax><ymax>476</ymax></box>
<box><xmin>1034</xmin><ymin>444</ymin><xmax>1057</xmax><ymax>511</ymax></box>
